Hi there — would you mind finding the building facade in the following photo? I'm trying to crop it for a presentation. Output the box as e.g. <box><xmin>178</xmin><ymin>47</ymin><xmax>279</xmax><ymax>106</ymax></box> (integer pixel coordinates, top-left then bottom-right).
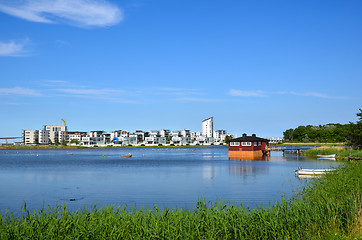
<box><xmin>228</xmin><ymin>134</ymin><xmax>269</xmax><ymax>160</ymax></box>
<box><xmin>202</xmin><ymin>117</ymin><xmax>213</xmax><ymax>138</ymax></box>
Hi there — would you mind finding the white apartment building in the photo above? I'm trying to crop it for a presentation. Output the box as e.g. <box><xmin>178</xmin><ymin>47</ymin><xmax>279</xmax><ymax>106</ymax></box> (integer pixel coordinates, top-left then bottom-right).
<box><xmin>24</xmin><ymin>130</ymin><xmax>38</xmax><ymax>144</ymax></box>
<box><xmin>159</xmin><ymin>129</ymin><xmax>170</xmax><ymax>138</ymax></box>
<box><xmin>202</xmin><ymin>117</ymin><xmax>213</xmax><ymax>138</ymax></box>
<box><xmin>38</xmin><ymin>130</ymin><xmax>49</xmax><ymax>144</ymax></box>
<box><xmin>44</xmin><ymin>125</ymin><xmax>67</xmax><ymax>144</ymax></box>
<box><xmin>214</xmin><ymin>130</ymin><xmax>227</xmax><ymax>142</ymax></box>
<box><xmin>181</xmin><ymin>129</ymin><xmax>190</xmax><ymax>137</ymax></box>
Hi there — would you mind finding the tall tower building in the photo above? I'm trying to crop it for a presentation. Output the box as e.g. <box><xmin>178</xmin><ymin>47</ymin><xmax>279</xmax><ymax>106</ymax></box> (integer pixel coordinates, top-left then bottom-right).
<box><xmin>202</xmin><ymin>117</ymin><xmax>213</xmax><ymax>137</ymax></box>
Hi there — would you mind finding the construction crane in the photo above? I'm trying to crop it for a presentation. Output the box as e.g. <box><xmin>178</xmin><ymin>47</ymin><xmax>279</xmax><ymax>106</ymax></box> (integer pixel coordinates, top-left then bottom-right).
<box><xmin>61</xmin><ymin>118</ymin><xmax>66</xmax><ymax>126</ymax></box>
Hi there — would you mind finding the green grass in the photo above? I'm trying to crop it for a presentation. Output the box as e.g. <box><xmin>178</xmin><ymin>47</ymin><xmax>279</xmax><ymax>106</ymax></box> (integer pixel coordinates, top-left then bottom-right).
<box><xmin>0</xmin><ymin>162</ymin><xmax>361</xmax><ymax>239</ymax></box>
<box><xmin>303</xmin><ymin>146</ymin><xmax>362</xmax><ymax>158</ymax></box>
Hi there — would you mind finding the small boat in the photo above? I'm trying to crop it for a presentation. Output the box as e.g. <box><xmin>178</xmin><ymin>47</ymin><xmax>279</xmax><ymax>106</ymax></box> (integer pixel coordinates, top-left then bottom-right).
<box><xmin>121</xmin><ymin>153</ymin><xmax>132</xmax><ymax>158</ymax></box>
<box><xmin>295</xmin><ymin>167</ymin><xmax>335</xmax><ymax>176</ymax></box>
<box><xmin>317</xmin><ymin>154</ymin><xmax>336</xmax><ymax>158</ymax></box>
<box><xmin>67</xmin><ymin>153</ymin><xmax>73</xmax><ymax>155</ymax></box>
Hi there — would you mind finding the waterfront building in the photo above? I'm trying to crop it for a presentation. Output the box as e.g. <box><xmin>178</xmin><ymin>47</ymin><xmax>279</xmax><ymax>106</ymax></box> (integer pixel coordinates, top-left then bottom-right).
<box><xmin>228</xmin><ymin>134</ymin><xmax>269</xmax><ymax>160</ymax></box>
<box><xmin>38</xmin><ymin>130</ymin><xmax>49</xmax><ymax>144</ymax></box>
<box><xmin>191</xmin><ymin>131</ymin><xmax>201</xmax><ymax>138</ymax></box>
<box><xmin>144</xmin><ymin>136</ymin><xmax>165</xmax><ymax>145</ymax></box>
<box><xmin>159</xmin><ymin>129</ymin><xmax>170</xmax><ymax>138</ymax></box>
<box><xmin>89</xmin><ymin>131</ymin><xmax>104</xmax><ymax>138</ymax></box>
<box><xmin>44</xmin><ymin>125</ymin><xmax>67</xmax><ymax>144</ymax></box>
<box><xmin>202</xmin><ymin>117</ymin><xmax>213</xmax><ymax>138</ymax></box>
<box><xmin>181</xmin><ymin>137</ymin><xmax>192</xmax><ymax>145</ymax></box>
<box><xmin>214</xmin><ymin>130</ymin><xmax>227</xmax><ymax>142</ymax></box>
<box><xmin>23</xmin><ymin>130</ymin><xmax>38</xmax><ymax>144</ymax></box>
<box><xmin>149</xmin><ymin>130</ymin><xmax>159</xmax><ymax>137</ymax></box>
<box><xmin>68</xmin><ymin>131</ymin><xmax>87</xmax><ymax>143</ymax></box>
<box><xmin>181</xmin><ymin>129</ymin><xmax>190</xmax><ymax>137</ymax></box>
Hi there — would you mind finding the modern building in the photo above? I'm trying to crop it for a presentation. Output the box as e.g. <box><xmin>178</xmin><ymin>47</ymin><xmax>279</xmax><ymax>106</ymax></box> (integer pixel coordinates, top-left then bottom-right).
<box><xmin>23</xmin><ymin>130</ymin><xmax>38</xmax><ymax>144</ymax></box>
<box><xmin>202</xmin><ymin>117</ymin><xmax>213</xmax><ymax>138</ymax></box>
<box><xmin>44</xmin><ymin>125</ymin><xmax>67</xmax><ymax>144</ymax></box>
<box><xmin>228</xmin><ymin>134</ymin><xmax>269</xmax><ymax>160</ymax></box>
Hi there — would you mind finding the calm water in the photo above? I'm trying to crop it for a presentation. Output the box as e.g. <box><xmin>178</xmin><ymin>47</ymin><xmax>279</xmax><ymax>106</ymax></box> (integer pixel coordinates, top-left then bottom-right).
<box><xmin>0</xmin><ymin>146</ymin><xmax>339</xmax><ymax>214</ymax></box>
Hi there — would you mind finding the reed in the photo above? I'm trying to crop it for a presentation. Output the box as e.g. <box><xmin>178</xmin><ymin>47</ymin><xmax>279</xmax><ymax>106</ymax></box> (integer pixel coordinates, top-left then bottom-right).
<box><xmin>0</xmin><ymin>162</ymin><xmax>361</xmax><ymax>239</ymax></box>
<box><xmin>303</xmin><ymin>146</ymin><xmax>362</xmax><ymax>158</ymax></box>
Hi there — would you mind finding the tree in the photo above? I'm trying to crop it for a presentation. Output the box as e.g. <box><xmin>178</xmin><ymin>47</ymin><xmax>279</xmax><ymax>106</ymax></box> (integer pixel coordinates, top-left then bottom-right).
<box><xmin>70</xmin><ymin>139</ymin><xmax>80</xmax><ymax>145</ymax></box>
<box><xmin>62</xmin><ymin>139</ymin><xmax>67</xmax><ymax>146</ymax></box>
<box><xmin>224</xmin><ymin>135</ymin><xmax>233</xmax><ymax>143</ymax></box>
<box><xmin>349</xmin><ymin>109</ymin><xmax>362</xmax><ymax>149</ymax></box>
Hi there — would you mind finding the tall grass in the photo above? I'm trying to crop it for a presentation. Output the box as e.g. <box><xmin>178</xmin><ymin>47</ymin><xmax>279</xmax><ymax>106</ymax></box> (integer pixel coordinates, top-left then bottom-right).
<box><xmin>304</xmin><ymin>146</ymin><xmax>362</xmax><ymax>158</ymax></box>
<box><xmin>0</xmin><ymin>162</ymin><xmax>361</xmax><ymax>239</ymax></box>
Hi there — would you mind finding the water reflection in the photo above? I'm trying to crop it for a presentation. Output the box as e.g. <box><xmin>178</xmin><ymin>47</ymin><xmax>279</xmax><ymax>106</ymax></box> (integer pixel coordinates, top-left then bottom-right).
<box><xmin>229</xmin><ymin>162</ymin><xmax>269</xmax><ymax>177</ymax></box>
<box><xmin>229</xmin><ymin>156</ymin><xmax>270</xmax><ymax>161</ymax></box>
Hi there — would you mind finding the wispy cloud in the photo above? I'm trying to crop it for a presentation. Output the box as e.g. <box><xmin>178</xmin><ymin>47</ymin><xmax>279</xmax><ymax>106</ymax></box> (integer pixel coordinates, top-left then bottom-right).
<box><xmin>176</xmin><ymin>97</ymin><xmax>221</xmax><ymax>103</ymax></box>
<box><xmin>0</xmin><ymin>87</ymin><xmax>41</xmax><ymax>96</ymax></box>
<box><xmin>55</xmin><ymin>87</ymin><xmax>138</xmax><ymax>103</ymax></box>
<box><xmin>0</xmin><ymin>39</ymin><xmax>30</xmax><ymax>56</ymax></box>
<box><xmin>0</xmin><ymin>0</ymin><xmax>123</xmax><ymax>27</ymax></box>
<box><xmin>57</xmin><ymin>88</ymin><xmax>125</xmax><ymax>96</ymax></box>
<box><xmin>229</xmin><ymin>89</ymin><xmax>267</xmax><ymax>97</ymax></box>
<box><xmin>158</xmin><ymin>87</ymin><xmax>202</xmax><ymax>96</ymax></box>
<box><xmin>277</xmin><ymin>91</ymin><xmax>333</xmax><ymax>99</ymax></box>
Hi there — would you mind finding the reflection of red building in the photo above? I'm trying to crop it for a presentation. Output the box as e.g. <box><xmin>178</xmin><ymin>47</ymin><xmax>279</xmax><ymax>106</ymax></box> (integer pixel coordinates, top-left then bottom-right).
<box><xmin>228</xmin><ymin>134</ymin><xmax>270</xmax><ymax>160</ymax></box>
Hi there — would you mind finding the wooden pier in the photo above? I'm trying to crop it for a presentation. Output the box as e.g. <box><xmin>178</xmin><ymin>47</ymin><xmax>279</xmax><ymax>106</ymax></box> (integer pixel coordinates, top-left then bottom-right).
<box><xmin>269</xmin><ymin>145</ymin><xmax>316</xmax><ymax>154</ymax></box>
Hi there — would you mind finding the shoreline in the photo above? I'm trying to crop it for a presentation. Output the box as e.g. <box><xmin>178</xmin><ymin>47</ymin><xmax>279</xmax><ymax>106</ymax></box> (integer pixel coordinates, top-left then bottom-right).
<box><xmin>0</xmin><ymin>144</ymin><xmax>227</xmax><ymax>150</ymax></box>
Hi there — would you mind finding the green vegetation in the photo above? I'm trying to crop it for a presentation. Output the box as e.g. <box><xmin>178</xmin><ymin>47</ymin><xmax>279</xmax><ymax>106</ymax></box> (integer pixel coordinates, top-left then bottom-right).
<box><xmin>224</xmin><ymin>135</ymin><xmax>233</xmax><ymax>143</ymax></box>
<box><xmin>283</xmin><ymin>109</ymin><xmax>362</xmax><ymax>149</ymax></box>
<box><xmin>0</xmin><ymin>162</ymin><xmax>361</xmax><ymax>239</ymax></box>
<box><xmin>70</xmin><ymin>139</ymin><xmax>80</xmax><ymax>145</ymax></box>
<box><xmin>303</xmin><ymin>146</ymin><xmax>362</xmax><ymax>159</ymax></box>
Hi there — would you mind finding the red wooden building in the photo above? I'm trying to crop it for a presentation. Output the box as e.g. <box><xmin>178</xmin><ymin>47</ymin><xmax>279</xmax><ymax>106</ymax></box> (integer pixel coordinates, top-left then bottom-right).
<box><xmin>228</xmin><ymin>133</ymin><xmax>270</xmax><ymax>159</ymax></box>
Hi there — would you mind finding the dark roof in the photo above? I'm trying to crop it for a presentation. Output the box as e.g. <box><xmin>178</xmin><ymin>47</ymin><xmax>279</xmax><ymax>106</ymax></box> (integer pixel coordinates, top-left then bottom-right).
<box><xmin>229</xmin><ymin>134</ymin><xmax>269</xmax><ymax>142</ymax></box>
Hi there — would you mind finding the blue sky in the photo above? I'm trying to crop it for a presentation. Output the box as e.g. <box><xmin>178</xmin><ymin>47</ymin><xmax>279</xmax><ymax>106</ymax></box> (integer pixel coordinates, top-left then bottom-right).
<box><xmin>0</xmin><ymin>0</ymin><xmax>361</xmax><ymax>141</ymax></box>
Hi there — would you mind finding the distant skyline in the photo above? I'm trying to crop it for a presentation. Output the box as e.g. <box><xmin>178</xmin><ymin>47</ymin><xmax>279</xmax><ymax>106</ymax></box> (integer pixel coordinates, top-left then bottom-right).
<box><xmin>0</xmin><ymin>0</ymin><xmax>361</xmax><ymax>141</ymax></box>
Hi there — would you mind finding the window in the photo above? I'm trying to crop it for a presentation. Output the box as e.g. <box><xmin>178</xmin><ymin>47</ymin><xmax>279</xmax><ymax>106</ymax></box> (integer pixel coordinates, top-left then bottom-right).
<box><xmin>230</xmin><ymin>142</ymin><xmax>240</xmax><ymax>146</ymax></box>
<box><xmin>242</xmin><ymin>142</ymin><xmax>251</xmax><ymax>146</ymax></box>
<box><xmin>254</xmin><ymin>142</ymin><xmax>258</xmax><ymax>146</ymax></box>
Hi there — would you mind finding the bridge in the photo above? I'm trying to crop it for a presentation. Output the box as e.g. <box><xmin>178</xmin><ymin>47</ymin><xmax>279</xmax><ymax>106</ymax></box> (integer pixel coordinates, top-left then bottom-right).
<box><xmin>0</xmin><ymin>137</ymin><xmax>22</xmax><ymax>145</ymax></box>
<box><xmin>269</xmin><ymin>145</ymin><xmax>317</xmax><ymax>153</ymax></box>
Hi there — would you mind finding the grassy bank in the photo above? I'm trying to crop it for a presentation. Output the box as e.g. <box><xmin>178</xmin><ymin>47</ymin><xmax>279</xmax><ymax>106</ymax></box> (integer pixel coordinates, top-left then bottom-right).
<box><xmin>0</xmin><ymin>162</ymin><xmax>361</xmax><ymax>239</ymax></box>
<box><xmin>303</xmin><ymin>146</ymin><xmax>362</xmax><ymax>158</ymax></box>
<box><xmin>280</xmin><ymin>142</ymin><xmax>346</xmax><ymax>146</ymax></box>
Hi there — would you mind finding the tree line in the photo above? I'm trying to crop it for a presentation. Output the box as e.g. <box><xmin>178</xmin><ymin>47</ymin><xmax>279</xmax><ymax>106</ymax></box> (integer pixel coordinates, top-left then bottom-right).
<box><xmin>283</xmin><ymin>109</ymin><xmax>362</xmax><ymax>149</ymax></box>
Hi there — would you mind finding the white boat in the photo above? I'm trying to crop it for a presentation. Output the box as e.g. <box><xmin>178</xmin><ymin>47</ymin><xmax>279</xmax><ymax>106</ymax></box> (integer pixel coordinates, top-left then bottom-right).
<box><xmin>317</xmin><ymin>154</ymin><xmax>336</xmax><ymax>158</ymax></box>
<box><xmin>295</xmin><ymin>168</ymin><xmax>335</xmax><ymax>176</ymax></box>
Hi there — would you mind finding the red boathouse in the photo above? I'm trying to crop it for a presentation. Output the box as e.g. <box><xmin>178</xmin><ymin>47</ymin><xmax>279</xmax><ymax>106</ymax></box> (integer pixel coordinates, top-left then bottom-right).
<box><xmin>228</xmin><ymin>134</ymin><xmax>270</xmax><ymax>160</ymax></box>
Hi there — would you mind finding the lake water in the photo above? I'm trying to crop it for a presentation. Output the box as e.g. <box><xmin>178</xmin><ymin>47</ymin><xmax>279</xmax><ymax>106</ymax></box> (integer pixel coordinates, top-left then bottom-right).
<box><xmin>0</xmin><ymin>146</ymin><xmax>339</xmax><ymax>214</ymax></box>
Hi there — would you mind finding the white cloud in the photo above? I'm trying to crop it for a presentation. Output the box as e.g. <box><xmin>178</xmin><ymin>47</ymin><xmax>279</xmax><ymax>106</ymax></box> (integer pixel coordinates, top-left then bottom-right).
<box><xmin>277</xmin><ymin>91</ymin><xmax>332</xmax><ymax>99</ymax></box>
<box><xmin>0</xmin><ymin>87</ymin><xmax>41</xmax><ymax>96</ymax></box>
<box><xmin>229</xmin><ymin>89</ymin><xmax>266</xmax><ymax>97</ymax></box>
<box><xmin>57</xmin><ymin>88</ymin><xmax>125</xmax><ymax>95</ymax></box>
<box><xmin>0</xmin><ymin>0</ymin><xmax>123</xmax><ymax>27</ymax></box>
<box><xmin>176</xmin><ymin>97</ymin><xmax>221</xmax><ymax>103</ymax></box>
<box><xmin>0</xmin><ymin>39</ymin><xmax>29</xmax><ymax>56</ymax></box>
<box><xmin>158</xmin><ymin>87</ymin><xmax>202</xmax><ymax>96</ymax></box>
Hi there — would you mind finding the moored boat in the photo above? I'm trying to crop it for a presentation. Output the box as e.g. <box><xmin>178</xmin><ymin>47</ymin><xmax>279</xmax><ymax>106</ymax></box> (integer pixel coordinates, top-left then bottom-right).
<box><xmin>317</xmin><ymin>154</ymin><xmax>336</xmax><ymax>158</ymax></box>
<box><xmin>121</xmin><ymin>153</ymin><xmax>132</xmax><ymax>158</ymax></box>
<box><xmin>295</xmin><ymin>167</ymin><xmax>335</xmax><ymax>176</ymax></box>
